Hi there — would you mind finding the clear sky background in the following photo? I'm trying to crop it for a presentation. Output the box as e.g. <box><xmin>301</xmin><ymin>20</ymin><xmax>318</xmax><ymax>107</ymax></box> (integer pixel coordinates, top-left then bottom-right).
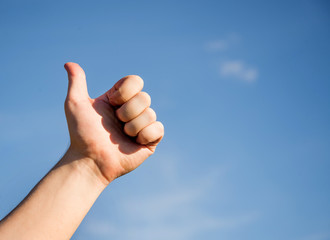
<box><xmin>1</xmin><ymin>0</ymin><xmax>329</xmax><ymax>239</ymax></box>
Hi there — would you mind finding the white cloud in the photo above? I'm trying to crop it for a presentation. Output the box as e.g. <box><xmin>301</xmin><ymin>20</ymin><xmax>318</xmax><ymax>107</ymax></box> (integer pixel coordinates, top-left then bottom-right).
<box><xmin>205</xmin><ymin>34</ymin><xmax>259</xmax><ymax>83</ymax></box>
<box><xmin>220</xmin><ymin>60</ymin><xmax>258</xmax><ymax>83</ymax></box>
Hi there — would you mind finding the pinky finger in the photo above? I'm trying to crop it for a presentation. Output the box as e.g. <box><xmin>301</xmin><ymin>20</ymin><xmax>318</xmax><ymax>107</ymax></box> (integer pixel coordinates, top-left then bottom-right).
<box><xmin>136</xmin><ymin>121</ymin><xmax>164</xmax><ymax>146</ymax></box>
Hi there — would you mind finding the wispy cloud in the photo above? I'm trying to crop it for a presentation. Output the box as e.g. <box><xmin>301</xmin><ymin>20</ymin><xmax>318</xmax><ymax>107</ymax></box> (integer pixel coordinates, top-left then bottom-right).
<box><xmin>205</xmin><ymin>33</ymin><xmax>240</xmax><ymax>52</ymax></box>
<box><xmin>82</xmin><ymin>155</ymin><xmax>259</xmax><ymax>240</ymax></box>
<box><xmin>300</xmin><ymin>232</ymin><xmax>330</xmax><ymax>240</ymax></box>
<box><xmin>205</xmin><ymin>40</ymin><xmax>229</xmax><ymax>52</ymax></box>
<box><xmin>85</xmin><ymin>219</ymin><xmax>116</xmax><ymax>236</ymax></box>
<box><xmin>219</xmin><ymin>60</ymin><xmax>258</xmax><ymax>83</ymax></box>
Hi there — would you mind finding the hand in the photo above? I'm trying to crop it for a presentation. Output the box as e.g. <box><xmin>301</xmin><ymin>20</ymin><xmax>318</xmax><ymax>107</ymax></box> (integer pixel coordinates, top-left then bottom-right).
<box><xmin>64</xmin><ymin>62</ymin><xmax>164</xmax><ymax>184</ymax></box>
<box><xmin>0</xmin><ymin>62</ymin><xmax>164</xmax><ymax>239</ymax></box>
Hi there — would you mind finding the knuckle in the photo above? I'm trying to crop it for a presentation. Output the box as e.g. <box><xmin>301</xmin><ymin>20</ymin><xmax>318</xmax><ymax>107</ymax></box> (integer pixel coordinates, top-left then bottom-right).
<box><xmin>64</xmin><ymin>96</ymin><xmax>79</xmax><ymax>109</ymax></box>
<box><xmin>127</xmin><ymin>75</ymin><xmax>144</xmax><ymax>86</ymax></box>
<box><xmin>156</xmin><ymin>121</ymin><xmax>165</xmax><ymax>135</ymax></box>
<box><xmin>145</xmin><ymin>108</ymin><xmax>157</xmax><ymax>121</ymax></box>
<box><xmin>124</xmin><ymin>75</ymin><xmax>144</xmax><ymax>92</ymax></box>
<box><xmin>157</xmin><ymin>121</ymin><xmax>164</xmax><ymax>130</ymax></box>
<box><xmin>115</xmin><ymin>76</ymin><xmax>144</xmax><ymax>104</ymax></box>
<box><xmin>138</xmin><ymin>92</ymin><xmax>151</xmax><ymax>106</ymax></box>
<box><xmin>64</xmin><ymin>96</ymin><xmax>90</xmax><ymax>112</ymax></box>
<box><xmin>137</xmin><ymin>121</ymin><xmax>164</xmax><ymax>145</ymax></box>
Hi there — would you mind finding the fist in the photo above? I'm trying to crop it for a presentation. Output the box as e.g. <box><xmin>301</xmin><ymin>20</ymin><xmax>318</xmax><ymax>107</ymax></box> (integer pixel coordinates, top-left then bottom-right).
<box><xmin>64</xmin><ymin>62</ymin><xmax>164</xmax><ymax>183</ymax></box>
<box><xmin>106</xmin><ymin>75</ymin><xmax>162</xmax><ymax>144</ymax></box>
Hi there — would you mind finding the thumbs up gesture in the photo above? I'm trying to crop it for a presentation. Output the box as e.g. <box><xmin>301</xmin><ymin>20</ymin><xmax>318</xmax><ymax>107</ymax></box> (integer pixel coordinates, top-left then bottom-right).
<box><xmin>64</xmin><ymin>62</ymin><xmax>164</xmax><ymax>184</ymax></box>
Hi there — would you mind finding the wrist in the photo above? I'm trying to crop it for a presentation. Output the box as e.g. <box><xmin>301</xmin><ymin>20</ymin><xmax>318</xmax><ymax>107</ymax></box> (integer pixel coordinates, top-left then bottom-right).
<box><xmin>59</xmin><ymin>147</ymin><xmax>111</xmax><ymax>187</ymax></box>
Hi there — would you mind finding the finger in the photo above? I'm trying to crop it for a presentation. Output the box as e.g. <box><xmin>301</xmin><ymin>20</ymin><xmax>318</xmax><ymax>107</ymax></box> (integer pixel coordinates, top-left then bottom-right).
<box><xmin>124</xmin><ymin>108</ymin><xmax>156</xmax><ymax>137</ymax></box>
<box><xmin>106</xmin><ymin>75</ymin><xmax>144</xmax><ymax>106</ymax></box>
<box><xmin>116</xmin><ymin>92</ymin><xmax>151</xmax><ymax>122</ymax></box>
<box><xmin>136</xmin><ymin>121</ymin><xmax>164</xmax><ymax>146</ymax></box>
<box><xmin>64</xmin><ymin>62</ymin><xmax>89</xmax><ymax>101</ymax></box>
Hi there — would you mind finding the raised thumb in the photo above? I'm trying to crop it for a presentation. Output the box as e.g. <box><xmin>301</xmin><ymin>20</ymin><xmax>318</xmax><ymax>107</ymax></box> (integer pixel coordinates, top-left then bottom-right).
<box><xmin>64</xmin><ymin>62</ymin><xmax>89</xmax><ymax>100</ymax></box>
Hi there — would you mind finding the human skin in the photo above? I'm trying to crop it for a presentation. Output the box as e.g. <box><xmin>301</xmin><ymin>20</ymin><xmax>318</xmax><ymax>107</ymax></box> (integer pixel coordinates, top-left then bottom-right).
<box><xmin>0</xmin><ymin>62</ymin><xmax>164</xmax><ymax>239</ymax></box>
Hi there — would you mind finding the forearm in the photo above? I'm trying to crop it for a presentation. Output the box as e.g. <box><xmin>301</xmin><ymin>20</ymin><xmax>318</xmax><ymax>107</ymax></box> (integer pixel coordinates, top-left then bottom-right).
<box><xmin>0</xmin><ymin>148</ymin><xmax>107</xmax><ymax>240</ymax></box>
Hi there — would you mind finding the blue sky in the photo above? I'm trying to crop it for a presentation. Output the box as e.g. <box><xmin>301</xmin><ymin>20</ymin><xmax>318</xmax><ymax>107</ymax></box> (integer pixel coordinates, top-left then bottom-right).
<box><xmin>1</xmin><ymin>0</ymin><xmax>330</xmax><ymax>239</ymax></box>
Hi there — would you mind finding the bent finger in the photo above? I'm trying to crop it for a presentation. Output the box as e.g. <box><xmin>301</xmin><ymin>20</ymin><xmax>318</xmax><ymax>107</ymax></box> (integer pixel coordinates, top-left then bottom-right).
<box><xmin>124</xmin><ymin>108</ymin><xmax>156</xmax><ymax>137</ymax></box>
<box><xmin>136</xmin><ymin>121</ymin><xmax>164</xmax><ymax>146</ymax></box>
<box><xmin>106</xmin><ymin>75</ymin><xmax>144</xmax><ymax>106</ymax></box>
<box><xmin>116</xmin><ymin>92</ymin><xmax>151</xmax><ymax>122</ymax></box>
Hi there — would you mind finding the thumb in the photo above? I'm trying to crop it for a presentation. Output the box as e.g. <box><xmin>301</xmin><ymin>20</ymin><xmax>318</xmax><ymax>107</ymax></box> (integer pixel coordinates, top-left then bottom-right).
<box><xmin>64</xmin><ymin>62</ymin><xmax>89</xmax><ymax>100</ymax></box>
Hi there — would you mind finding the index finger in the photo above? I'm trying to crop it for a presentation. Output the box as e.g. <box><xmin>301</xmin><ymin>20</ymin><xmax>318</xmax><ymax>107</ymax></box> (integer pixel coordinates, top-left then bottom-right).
<box><xmin>106</xmin><ymin>75</ymin><xmax>144</xmax><ymax>106</ymax></box>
